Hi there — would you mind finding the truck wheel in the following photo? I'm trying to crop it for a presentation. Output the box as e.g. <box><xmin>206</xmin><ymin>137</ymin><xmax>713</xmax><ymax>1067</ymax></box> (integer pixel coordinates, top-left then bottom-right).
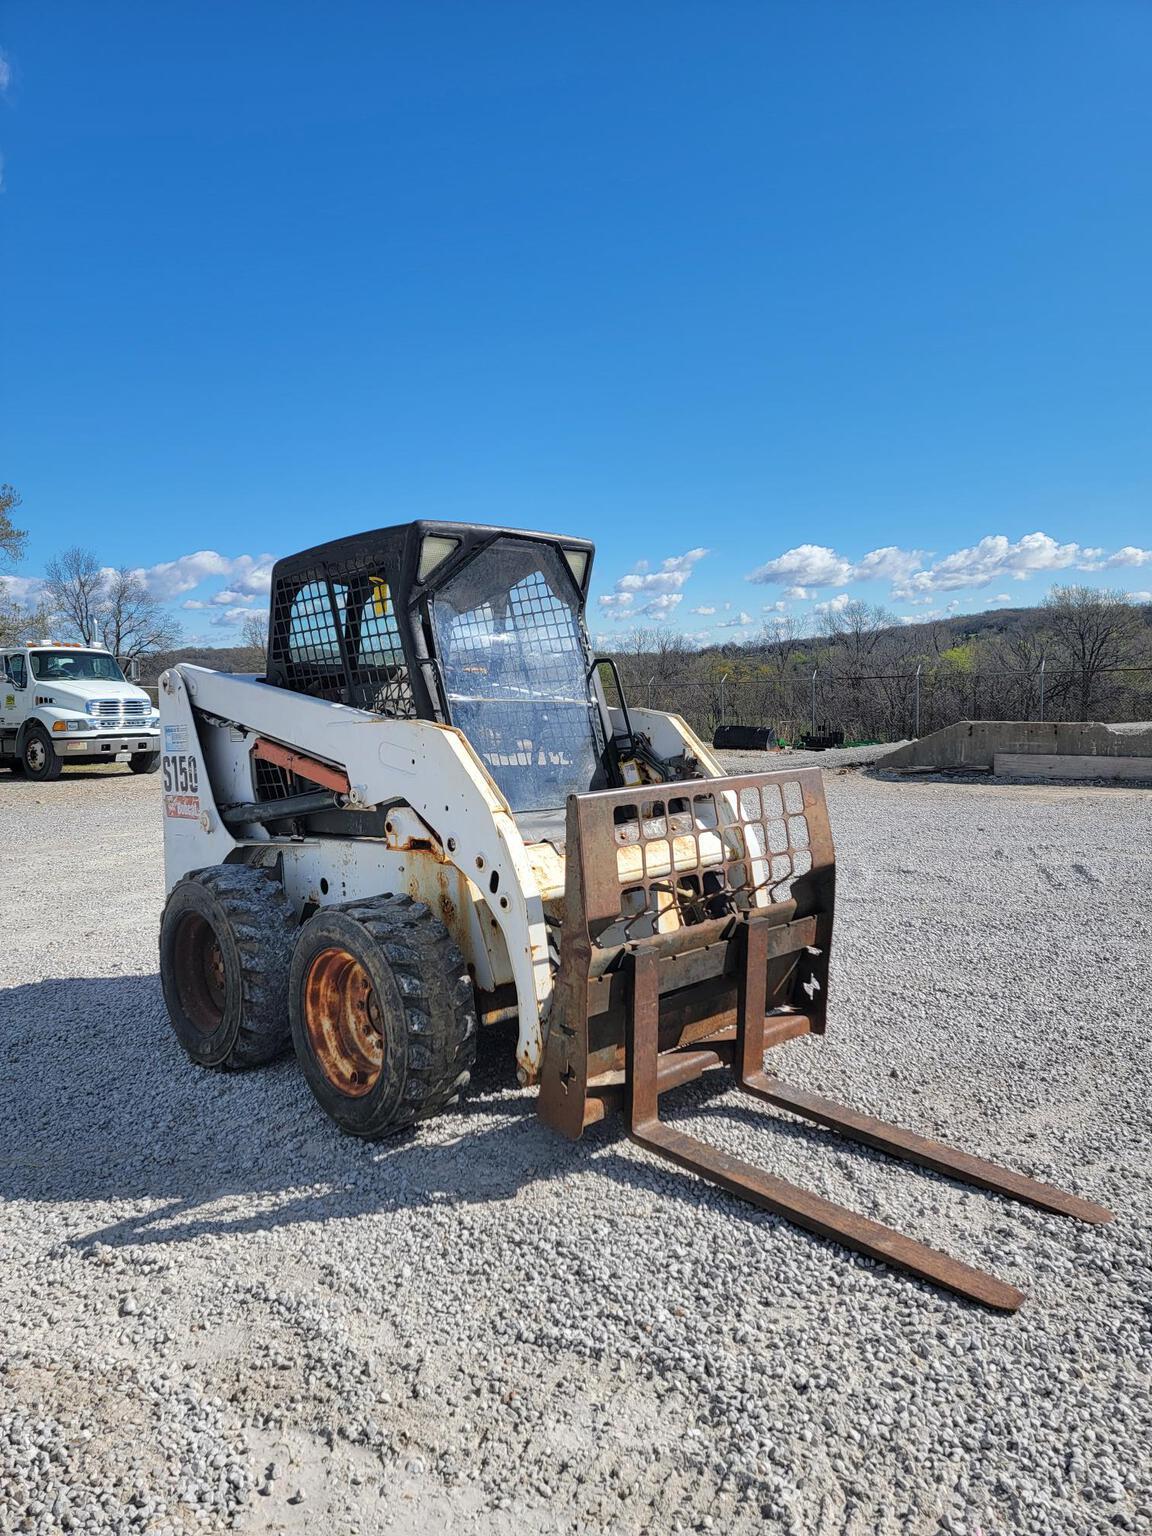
<box><xmin>289</xmin><ymin>894</ymin><xmax>477</xmax><ymax>1138</ymax></box>
<box><xmin>159</xmin><ymin>865</ymin><xmax>296</xmax><ymax>1069</ymax></box>
<box><xmin>22</xmin><ymin>728</ymin><xmax>62</xmax><ymax>781</ymax></box>
<box><xmin>130</xmin><ymin>751</ymin><xmax>161</xmax><ymax>774</ymax></box>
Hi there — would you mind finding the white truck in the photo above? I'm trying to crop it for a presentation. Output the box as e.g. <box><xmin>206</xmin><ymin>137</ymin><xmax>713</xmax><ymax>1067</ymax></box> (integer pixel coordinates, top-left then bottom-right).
<box><xmin>0</xmin><ymin>641</ymin><xmax>161</xmax><ymax>780</ymax></box>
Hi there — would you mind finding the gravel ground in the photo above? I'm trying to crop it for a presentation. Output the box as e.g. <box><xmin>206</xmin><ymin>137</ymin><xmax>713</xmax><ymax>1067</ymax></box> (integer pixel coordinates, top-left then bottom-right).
<box><xmin>1</xmin><ymin>758</ymin><xmax>1150</xmax><ymax>1536</ymax></box>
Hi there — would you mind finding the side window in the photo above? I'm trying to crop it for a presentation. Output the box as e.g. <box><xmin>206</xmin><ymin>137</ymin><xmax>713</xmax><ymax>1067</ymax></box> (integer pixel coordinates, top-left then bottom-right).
<box><xmin>355</xmin><ymin>577</ymin><xmax>406</xmax><ymax>667</ymax></box>
<box><xmin>7</xmin><ymin>655</ymin><xmax>27</xmax><ymax>689</ymax></box>
<box><xmin>287</xmin><ymin>581</ymin><xmax>346</xmax><ymax>664</ymax></box>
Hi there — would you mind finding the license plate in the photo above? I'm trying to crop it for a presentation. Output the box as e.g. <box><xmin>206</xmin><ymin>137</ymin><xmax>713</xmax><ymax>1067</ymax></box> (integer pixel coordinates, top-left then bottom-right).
<box><xmin>115</xmin><ymin>750</ymin><xmax>131</xmax><ymax>762</ymax></box>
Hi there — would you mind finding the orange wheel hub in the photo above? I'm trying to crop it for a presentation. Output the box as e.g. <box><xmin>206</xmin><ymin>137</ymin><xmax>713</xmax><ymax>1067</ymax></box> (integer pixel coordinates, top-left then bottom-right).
<box><xmin>303</xmin><ymin>947</ymin><xmax>385</xmax><ymax>1097</ymax></box>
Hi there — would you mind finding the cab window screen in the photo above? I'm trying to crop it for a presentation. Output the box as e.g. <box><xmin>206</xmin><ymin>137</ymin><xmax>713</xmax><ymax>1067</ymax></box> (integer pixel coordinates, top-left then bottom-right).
<box><xmin>347</xmin><ymin>576</ymin><xmax>416</xmax><ymax>717</ymax></box>
<box><xmin>287</xmin><ymin>580</ymin><xmax>345</xmax><ymax>664</ymax></box>
<box><xmin>431</xmin><ymin>539</ymin><xmax>602</xmax><ymax>811</ymax></box>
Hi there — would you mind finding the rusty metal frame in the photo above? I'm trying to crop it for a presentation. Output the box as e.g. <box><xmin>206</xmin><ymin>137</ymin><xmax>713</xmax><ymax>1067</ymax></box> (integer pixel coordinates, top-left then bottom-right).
<box><xmin>538</xmin><ymin>768</ymin><xmax>1112</xmax><ymax>1311</ymax></box>
<box><xmin>250</xmin><ymin>735</ymin><xmax>352</xmax><ymax>796</ymax></box>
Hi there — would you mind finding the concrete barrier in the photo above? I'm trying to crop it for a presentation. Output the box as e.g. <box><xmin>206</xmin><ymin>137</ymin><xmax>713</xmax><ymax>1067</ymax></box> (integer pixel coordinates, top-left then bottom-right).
<box><xmin>994</xmin><ymin>752</ymin><xmax>1152</xmax><ymax>782</ymax></box>
<box><xmin>880</xmin><ymin>720</ymin><xmax>1152</xmax><ymax>772</ymax></box>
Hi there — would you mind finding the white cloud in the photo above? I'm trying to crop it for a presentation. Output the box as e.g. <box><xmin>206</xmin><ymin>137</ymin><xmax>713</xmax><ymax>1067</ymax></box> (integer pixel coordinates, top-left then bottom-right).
<box><xmin>814</xmin><ymin>592</ymin><xmax>853</xmax><ymax>615</ymax></box>
<box><xmin>851</xmin><ymin>546</ymin><xmax>927</xmax><ymax>583</ymax></box>
<box><xmin>181</xmin><ymin>599</ymin><xmax>206</xmax><ymax>611</ymax></box>
<box><xmin>599</xmin><ymin>548</ymin><xmax>707</xmax><ymax>621</ymax></box>
<box><xmin>131</xmin><ymin>550</ymin><xmax>277</xmax><ymax>601</ymax></box>
<box><xmin>748</xmin><ymin>544</ymin><xmax>854</xmax><ymax>589</ymax></box>
<box><xmin>992</xmin><ymin>593</ymin><xmax>1012</xmax><ymax>603</ymax></box>
<box><xmin>636</xmin><ymin>593</ymin><xmax>683</xmax><ymax>619</ymax></box>
<box><xmin>1130</xmin><ymin>590</ymin><xmax>1152</xmax><ymax>603</ymax></box>
<box><xmin>783</xmin><ymin>585</ymin><xmax>810</xmax><ymax>601</ymax></box>
<box><xmin>1105</xmin><ymin>546</ymin><xmax>1152</xmax><ymax>569</ymax></box>
<box><xmin>716</xmin><ymin>610</ymin><xmax>754</xmax><ymax>628</ymax></box>
<box><xmin>209</xmin><ymin>607</ymin><xmax>257</xmax><ymax>629</ymax></box>
<box><xmin>228</xmin><ymin>556</ymin><xmax>277</xmax><ymax>596</ymax></box>
<box><xmin>896</xmin><ymin>532</ymin><xmax>1091</xmax><ymax>597</ymax></box>
<box><xmin>0</xmin><ymin>50</ymin><xmax>11</xmax><ymax>95</ymax></box>
<box><xmin>749</xmin><ymin>531</ymin><xmax>1152</xmax><ymax>603</ymax></box>
<box><xmin>691</xmin><ymin>604</ymin><xmax>716</xmax><ymax>616</ymax></box>
<box><xmin>615</xmin><ymin>548</ymin><xmax>707</xmax><ymax>596</ymax></box>
<box><xmin>1</xmin><ymin>574</ymin><xmax>45</xmax><ymax>602</ymax></box>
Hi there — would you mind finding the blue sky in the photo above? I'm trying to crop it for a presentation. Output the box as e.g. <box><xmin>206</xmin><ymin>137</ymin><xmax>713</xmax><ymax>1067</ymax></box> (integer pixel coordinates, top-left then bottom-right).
<box><xmin>1</xmin><ymin>1</ymin><xmax>1150</xmax><ymax>647</ymax></box>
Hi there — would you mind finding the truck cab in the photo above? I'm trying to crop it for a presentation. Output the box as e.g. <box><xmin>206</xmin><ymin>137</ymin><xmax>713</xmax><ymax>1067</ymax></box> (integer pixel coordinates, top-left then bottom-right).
<box><xmin>0</xmin><ymin>641</ymin><xmax>161</xmax><ymax>780</ymax></box>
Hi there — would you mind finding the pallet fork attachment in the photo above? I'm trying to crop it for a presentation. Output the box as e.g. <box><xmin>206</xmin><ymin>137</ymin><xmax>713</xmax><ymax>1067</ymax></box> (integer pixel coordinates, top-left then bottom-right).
<box><xmin>538</xmin><ymin>769</ymin><xmax>1111</xmax><ymax>1312</ymax></box>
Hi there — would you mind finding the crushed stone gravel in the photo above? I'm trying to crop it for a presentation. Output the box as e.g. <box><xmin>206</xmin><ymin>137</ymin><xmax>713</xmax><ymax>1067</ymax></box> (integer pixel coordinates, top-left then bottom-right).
<box><xmin>1</xmin><ymin>758</ymin><xmax>1149</xmax><ymax>1535</ymax></box>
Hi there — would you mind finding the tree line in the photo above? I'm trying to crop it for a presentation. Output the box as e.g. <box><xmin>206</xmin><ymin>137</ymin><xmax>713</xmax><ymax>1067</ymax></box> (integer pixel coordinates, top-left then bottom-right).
<box><xmin>609</xmin><ymin>587</ymin><xmax>1152</xmax><ymax>742</ymax></box>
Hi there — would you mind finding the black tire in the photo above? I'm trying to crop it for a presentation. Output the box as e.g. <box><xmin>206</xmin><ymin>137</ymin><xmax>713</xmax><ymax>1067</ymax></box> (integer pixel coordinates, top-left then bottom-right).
<box><xmin>22</xmin><ymin>728</ymin><xmax>62</xmax><ymax>781</ymax></box>
<box><xmin>159</xmin><ymin>864</ymin><xmax>296</xmax><ymax>1069</ymax></box>
<box><xmin>289</xmin><ymin>894</ymin><xmax>477</xmax><ymax>1139</ymax></box>
<box><xmin>130</xmin><ymin>751</ymin><xmax>161</xmax><ymax>774</ymax></box>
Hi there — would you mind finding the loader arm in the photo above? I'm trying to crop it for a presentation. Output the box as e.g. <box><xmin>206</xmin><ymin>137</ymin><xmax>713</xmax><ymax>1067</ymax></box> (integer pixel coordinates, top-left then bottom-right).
<box><xmin>159</xmin><ymin>664</ymin><xmax>554</xmax><ymax>1076</ymax></box>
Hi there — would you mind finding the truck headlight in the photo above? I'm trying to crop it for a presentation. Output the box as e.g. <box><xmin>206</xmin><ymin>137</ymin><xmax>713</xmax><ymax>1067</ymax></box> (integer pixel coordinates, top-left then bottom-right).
<box><xmin>51</xmin><ymin>719</ymin><xmax>89</xmax><ymax>732</ymax></box>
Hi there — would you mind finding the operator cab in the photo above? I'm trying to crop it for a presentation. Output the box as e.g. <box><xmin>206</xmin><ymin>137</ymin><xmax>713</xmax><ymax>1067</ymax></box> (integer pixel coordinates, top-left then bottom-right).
<box><xmin>265</xmin><ymin>522</ymin><xmax>615</xmax><ymax>815</ymax></box>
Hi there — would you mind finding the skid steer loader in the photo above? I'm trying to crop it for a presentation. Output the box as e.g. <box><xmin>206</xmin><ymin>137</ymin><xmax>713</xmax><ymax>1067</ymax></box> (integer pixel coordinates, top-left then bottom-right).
<box><xmin>157</xmin><ymin>521</ymin><xmax>1109</xmax><ymax>1310</ymax></box>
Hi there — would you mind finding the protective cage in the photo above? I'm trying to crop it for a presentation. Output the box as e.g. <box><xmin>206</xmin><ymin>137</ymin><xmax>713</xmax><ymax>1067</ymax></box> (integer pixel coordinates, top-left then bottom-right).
<box><xmin>263</xmin><ymin>520</ymin><xmax>595</xmax><ymax>723</ymax></box>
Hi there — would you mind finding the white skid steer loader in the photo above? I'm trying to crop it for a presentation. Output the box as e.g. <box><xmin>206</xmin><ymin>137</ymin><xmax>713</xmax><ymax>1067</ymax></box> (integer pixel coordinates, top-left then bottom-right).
<box><xmin>158</xmin><ymin>521</ymin><xmax>1109</xmax><ymax>1309</ymax></box>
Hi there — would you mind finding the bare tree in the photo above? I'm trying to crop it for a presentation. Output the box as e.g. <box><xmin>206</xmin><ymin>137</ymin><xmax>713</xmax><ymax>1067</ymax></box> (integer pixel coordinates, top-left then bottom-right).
<box><xmin>240</xmin><ymin>611</ymin><xmax>267</xmax><ymax>666</ymax></box>
<box><xmin>1</xmin><ymin>485</ymin><xmax>26</xmax><ymax>569</ymax></box>
<box><xmin>100</xmin><ymin>567</ymin><xmax>183</xmax><ymax>665</ymax></box>
<box><xmin>817</xmin><ymin>599</ymin><xmax>896</xmax><ymax>664</ymax></box>
<box><xmin>0</xmin><ymin>588</ymin><xmax>50</xmax><ymax>646</ymax></box>
<box><xmin>1042</xmin><ymin>585</ymin><xmax>1146</xmax><ymax>720</ymax></box>
<box><xmin>0</xmin><ymin>484</ymin><xmax>40</xmax><ymax>642</ymax></box>
<box><xmin>43</xmin><ymin>546</ymin><xmax>105</xmax><ymax>644</ymax></box>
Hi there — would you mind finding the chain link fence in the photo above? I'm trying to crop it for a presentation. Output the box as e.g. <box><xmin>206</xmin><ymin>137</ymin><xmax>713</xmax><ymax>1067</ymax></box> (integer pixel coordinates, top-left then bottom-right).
<box><xmin>626</xmin><ymin>666</ymin><xmax>1152</xmax><ymax>746</ymax></box>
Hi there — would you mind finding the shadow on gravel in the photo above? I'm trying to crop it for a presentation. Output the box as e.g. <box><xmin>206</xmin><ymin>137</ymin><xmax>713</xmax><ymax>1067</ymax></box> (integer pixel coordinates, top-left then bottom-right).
<box><xmin>0</xmin><ymin>972</ymin><xmax>976</xmax><ymax>1288</ymax></box>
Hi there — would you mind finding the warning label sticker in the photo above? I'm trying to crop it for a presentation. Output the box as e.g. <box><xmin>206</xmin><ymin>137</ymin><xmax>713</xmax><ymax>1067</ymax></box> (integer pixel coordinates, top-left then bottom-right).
<box><xmin>164</xmin><ymin>724</ymin><xmax>189</xmax><ymax>753</ymax></box>
<box><xmin>164</xmin><ymin>793</ymin><xmax>201</xmax><ymax>820</ymax></box>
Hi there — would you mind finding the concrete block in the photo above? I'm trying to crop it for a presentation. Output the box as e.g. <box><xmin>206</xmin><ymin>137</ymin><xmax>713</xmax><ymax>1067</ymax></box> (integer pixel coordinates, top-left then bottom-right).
<box><xmin>994</xmin><ymin>752</ymin><xmax>1152</xmax><ymax>782</ymax></box>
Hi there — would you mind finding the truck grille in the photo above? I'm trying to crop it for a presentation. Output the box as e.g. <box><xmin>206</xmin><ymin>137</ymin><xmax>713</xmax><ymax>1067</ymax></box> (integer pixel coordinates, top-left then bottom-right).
<box><xmin>93</xmin><ymin>699</ymin><xmax>150</xmax><ymax>718</ymax></box>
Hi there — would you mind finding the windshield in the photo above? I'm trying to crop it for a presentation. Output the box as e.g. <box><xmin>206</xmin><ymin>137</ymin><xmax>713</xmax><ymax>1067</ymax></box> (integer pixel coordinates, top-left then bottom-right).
<box><xmin>430</xmin><ymin>539</ymin><xmax>603</xmax><ymax>812</ymax></box>
<box><xmin>30</xmin><ymin>650</ymin><xmax>128</xmax><ymax>683</ymax></box>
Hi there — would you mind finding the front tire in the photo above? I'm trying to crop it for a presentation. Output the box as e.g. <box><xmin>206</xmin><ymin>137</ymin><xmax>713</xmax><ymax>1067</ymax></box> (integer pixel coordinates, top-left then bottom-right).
<box><xmin>22</xmin><ymin>728</ymin><xmax>62</xmax><ymax>781</ymax></box>
<box><xmin>290</xmin><ymin>894</ymin><xmax>477</xmax><ymax>1138</ymax></box>
<box><xmin>160</xmin><ymin>864</ymin><xmax>296</xmax><ymax>1068</ymax></box>
<box><xmin>130</xmin><ymin>751</ymin><xmax>161</xmax><ymax>774</ymax></box>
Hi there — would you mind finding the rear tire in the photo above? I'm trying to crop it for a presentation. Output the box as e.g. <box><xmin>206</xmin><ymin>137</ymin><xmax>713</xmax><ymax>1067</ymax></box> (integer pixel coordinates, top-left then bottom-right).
<box><xmin>131</xmin><ymin>751</ymin><xmax>161</xmax><ymax>774</ymax></box>
<box><xmin>160</xmin><ymin>864</ymin><xmax>296</xmax><ymax>1068</ymax></box>
<box><xmin>22</xmin><ymin>728</ymin><xmax>62</xmax><ymax>781</ymax></box>
<box><xmin>289</xmin><ymin>894</ymin><xmax>477</xmax><ymax>1138</ymax></box>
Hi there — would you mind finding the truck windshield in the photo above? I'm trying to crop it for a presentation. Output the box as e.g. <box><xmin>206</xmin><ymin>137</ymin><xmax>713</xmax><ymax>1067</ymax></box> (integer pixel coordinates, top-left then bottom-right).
<box><xmin>29</xmin><ymin>651</ymin><xmax>127</xmax><ymax>683</ymax></box>
<box><xmin>430</xmin><ymin>539</ymin><xmax>603</xmax><ymax>812</ymax></box>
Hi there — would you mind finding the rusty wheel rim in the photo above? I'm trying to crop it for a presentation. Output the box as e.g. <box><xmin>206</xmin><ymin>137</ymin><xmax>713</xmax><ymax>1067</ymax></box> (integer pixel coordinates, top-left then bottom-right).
<box><xmin>303</xmin><ymin>947</ymin><xmax>385</xmax><ymax>1098</ymax></box>
<box><xmin>172</xmin><ymin>912</ymin><xmax>227</xmax><ymax>1036</ymax></box>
